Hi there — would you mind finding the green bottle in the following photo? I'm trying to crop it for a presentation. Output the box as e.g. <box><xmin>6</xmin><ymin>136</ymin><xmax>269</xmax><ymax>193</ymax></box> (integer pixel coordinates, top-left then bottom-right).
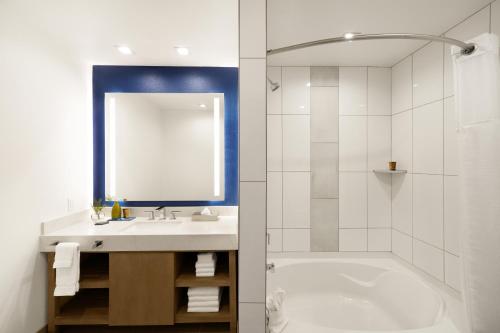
<box><xmin>111</xmin><ymin>201</ymin><xmax>121</xmax><ymax>220</ymax></box>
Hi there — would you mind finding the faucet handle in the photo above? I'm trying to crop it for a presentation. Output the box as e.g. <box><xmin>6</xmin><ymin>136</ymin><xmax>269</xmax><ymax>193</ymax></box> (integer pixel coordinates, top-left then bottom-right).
<box><xmin>144</xmin><ymin>210</ymin><xmax>156</xmax><ymax>220</ymax></box>
<box><xmin>169</xmin><ymin>210</ymin><xmax>181</xmax><ymax>220</ymax></box>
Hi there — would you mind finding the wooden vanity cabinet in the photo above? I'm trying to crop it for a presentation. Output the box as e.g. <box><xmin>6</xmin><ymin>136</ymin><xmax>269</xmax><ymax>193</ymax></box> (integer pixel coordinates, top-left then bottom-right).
<box><xmin>47</xmin><ymin>250</ymin><xmax>237</xmax><ymax>333</ymax></box>
<box><xmin>108</xmin><ymin>252</ymin><xmax>175</xmax><ymax>326</ymax></box>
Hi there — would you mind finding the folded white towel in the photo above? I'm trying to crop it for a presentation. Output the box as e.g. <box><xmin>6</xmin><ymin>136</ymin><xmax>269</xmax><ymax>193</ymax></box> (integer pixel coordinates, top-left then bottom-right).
<box><xmin>188</xmin><ymin>287</ymin><xmax>219</xmax><ymax>297</ymax></box>
<box><xmin>197</xmin><ymin>252</ymin><xmax>217</xmax><ymax>264</ymax></box>
<box><xmin>187</xmin><ymin>306</ymin><xmax>220</xmax><ymax>313</ymax></box>
<box><xmin>189</xmin><ymin>295</ymin><xmax>220</xmax><ymax>302</ymax></box>
<box><xmin>196</xmin><ymin>267</ymin><xmax>215</xmax><ymax>273</ymax></box>
<box><xmin>196</xmin><ymin>273</ymin><xmax>215</xmax><ymax>277</ymax></box>
<box><xmin>201</xmin><ymin>207</ymin><xmax>212</xmax><ymax>216</ymax></box>
<box><xmin>53</xmin><ymin>242</ymin><xmax>79</xmax><ymax>268</ymax></box>
<box><xmin>196</xmin><ymin>262</ymin><xmax>216</xmax><ymax>269</ymax></box>
<box><xmin>54</xmin><ymin>243</ymin><xmax>80</xmax><ymax>296</ymax></box>
<box><xmin>188</xmin><ymin>300</ymin><xmax>220</xmax><ymax>307</ymax></box>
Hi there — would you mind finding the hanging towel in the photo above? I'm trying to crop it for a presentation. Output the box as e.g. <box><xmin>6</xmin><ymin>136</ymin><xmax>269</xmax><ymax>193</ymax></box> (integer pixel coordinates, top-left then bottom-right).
<box><xmin>53</xmin><ymin>243</ymin><xmax>80</xmax><ymax>296</ymax></box>
<box><xmin>188</xmin><ymin>287</ymin><xmax>219</xmax><ymax>297</ymax></box>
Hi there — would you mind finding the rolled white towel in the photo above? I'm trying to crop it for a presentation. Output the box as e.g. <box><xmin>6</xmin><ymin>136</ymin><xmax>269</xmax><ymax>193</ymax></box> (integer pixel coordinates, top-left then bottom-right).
<box><xmin>188</xmin><ymin>287</ymin><xmax>219</xmax><ymax>297</ymax></box>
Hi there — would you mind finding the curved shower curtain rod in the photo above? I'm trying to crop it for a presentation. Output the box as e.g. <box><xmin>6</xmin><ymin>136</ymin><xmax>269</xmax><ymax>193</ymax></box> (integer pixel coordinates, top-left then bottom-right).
<box><xmin>267</xmin><ymin>33</ymin><xmax>476</xmax><ymax>56</ymax></box>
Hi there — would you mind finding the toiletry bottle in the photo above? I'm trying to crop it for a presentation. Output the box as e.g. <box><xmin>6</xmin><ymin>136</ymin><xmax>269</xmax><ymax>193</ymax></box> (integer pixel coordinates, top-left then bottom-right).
<box><xmin>111</xmin><ymin>201</ymin><xmax>121</xmax><ymax>220</ymax></box>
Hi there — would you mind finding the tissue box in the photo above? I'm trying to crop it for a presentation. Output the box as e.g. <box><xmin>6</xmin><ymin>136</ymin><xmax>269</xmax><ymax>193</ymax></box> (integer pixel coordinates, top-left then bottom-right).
<box><xmin>191</xmin><ymin>212</ymin><xmax>219</xmax><ymax>221</ymax></box>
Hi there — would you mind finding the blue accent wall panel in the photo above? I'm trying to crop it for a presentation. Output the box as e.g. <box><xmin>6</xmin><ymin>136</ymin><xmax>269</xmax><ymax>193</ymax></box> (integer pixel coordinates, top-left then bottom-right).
<box><xmin>93</xmin><ymin>66</ymin><xmax>238</xmax><ymax>207</ymax></box>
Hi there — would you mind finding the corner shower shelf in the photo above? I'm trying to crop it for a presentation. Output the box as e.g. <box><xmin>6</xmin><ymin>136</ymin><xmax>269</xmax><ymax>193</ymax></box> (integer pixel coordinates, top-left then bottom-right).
<box><xmin>373</xmin><ymin>169</ymin><xmax>407</xmax><ymax>174</ymax></box>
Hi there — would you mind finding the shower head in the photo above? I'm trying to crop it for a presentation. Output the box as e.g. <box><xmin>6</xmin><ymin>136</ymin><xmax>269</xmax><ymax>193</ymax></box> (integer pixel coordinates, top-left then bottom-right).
<box><xmin>267</xmin><ymin>77</ymin><xmax>280</xmax><ymax>92</ymax></box>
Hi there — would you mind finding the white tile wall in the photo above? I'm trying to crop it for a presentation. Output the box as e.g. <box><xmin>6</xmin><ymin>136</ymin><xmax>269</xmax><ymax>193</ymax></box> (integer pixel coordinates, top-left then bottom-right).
<box><xmin>239</xmin><ymin>303</ymin><xmax>266</xmax><ymax>333</ymax></box>
<box><xmin>240</xmin><ymin>1</ymin><xmax>266</xmax><ymax>330</ymax></box>
<box><xmin>413</xmin><ymin>174</ymin><xmax>443</xmax><ymax>249</ymax></box>
<box><xmin>339</xmin><ymin>172</ymin><xmax>367</xmax><ymax>228</ymax></box>
<box><xmin>282</xmin><ymin>67</ymin><xmax>310</xmax><ymax>114</ymax></box>
<box><xmin>240</xmin><ymin>59</ymin><xmax>266</xmax><ymax>182</ymax></box>
<box><xmin>392</xmin><ymin>174</ymin><xmax>412</xmax><ymax>235</ymax></box>
<box><xmin>339</xmin><ymin>67</ymin><xmax>367</xmax><ymax>115</ymax></box>
<box><xmin>412</xmin><ymin>42</ymin><xmax>443</xmax><ymax>108</ymax></box>
<box><xmin>413</xmin><ymin>100</ymin><xmax>443</xmax><ymax>174</ymax></box>
<box><xmin>266</xmin><ymin>229</ymin><xmax>283</xmax><ymax>253</ymax></box>
<box><xmin>339</xmin><ymin>229</ymin><xmax>368</xmax><ymax>251</ymax></box>
<box><xmin>283</xmin><ymin>229</ymin><xmax>310</xmax><ymax>251</ymax></box>
<box><xmin>283</xmin><ymin>172</ymin><xmax>310</xmax><ymax>228</ymax></box>
<box><xmin>368</xmin><ymin>173</ymin><xmax>391</xmax><ymax>228</ymax></box>
<box><xmin>368</xmin><ymin>67</ymin><xmax>392</xmax><ymax>115</ymax></box>
<box><xmin>282</xmin><ymin>115</ymin><xmax>310</xmax><ymax>171</ymax></box>
<box><xmin>368</xmin><ymin>116</ymin><xmax>391</xmax><ymax>170</ymax></box>
<box><xmin>392</xmin><ymin>57</ymin><xmax>412</xmax><ymax>114</ymax></box>
<box><xmin>239</xmin><ymin>182</ymin><xmax>266</xmax><ymax>302</ymax></box>
<box><xmin>368</xmin><ymin>228</ymin><xmax>391</xmax><ymax>252</ymax></box>
<box><xmin>413</xmin><ymin>239</ymin><xmax>444</xmax><ymax>281</ymax></box>
<box><xmin>445</xmin><ymin>252</ymin><xmax>462</xmax><ymax>291</ymax></box>
<box><xmin>267</xmin><ymin>67</ymin><xmax>282</xmax><ymax>114</ymax></box>
<box><xmin>392</xmin><ymin>229</ymin><xmax>412</xmax><ymax>262</ymax></box>
<box><xmin>339</xmin><ymin>116</ymin><xmax>367</xmax><ymax>171</ymax></box>
<box><xmin>267</xmin><ymin>115</ymin><xmax>282</xmax><ymax>171</ymax></box>
<box><xmin>266</xmin><ymin>172</ymin><xmax>282</xmax><ymax>229</ymax></box>
<box><xmin>392</xmin><ymin>110</ymin><xmax>412</xmax><ymax>172</ymax></box>
<box><xmin>389</xmin><ymin>5</ymin><xmax>492</xmax><ymax>289</ymax></box>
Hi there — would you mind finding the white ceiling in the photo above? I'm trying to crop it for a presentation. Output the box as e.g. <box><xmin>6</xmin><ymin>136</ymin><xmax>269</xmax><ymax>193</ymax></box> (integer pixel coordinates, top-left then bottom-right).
<box><xmin>267</xmin><ymin>0</ymin><xmax>492</xmax><ymax>66</ymax></box>
<box><xmin>4</xmin><ymin>0</ymin><xmax>238</xmax><ymax>67</ymax></box>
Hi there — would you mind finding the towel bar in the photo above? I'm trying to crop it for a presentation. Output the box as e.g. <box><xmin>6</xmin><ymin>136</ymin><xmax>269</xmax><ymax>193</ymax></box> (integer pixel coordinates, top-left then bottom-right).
<box><xmin>50</xmin><ymin>240</ymin><xmax>104</xmax><ymax>248</ymax></box>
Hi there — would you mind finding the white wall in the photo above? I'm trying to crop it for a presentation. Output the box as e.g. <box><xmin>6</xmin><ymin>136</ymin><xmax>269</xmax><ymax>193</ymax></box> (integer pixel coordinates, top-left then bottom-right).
<box><xmin>391</xmin><ymin>2</ymin><xmax>498</xmax><ymax>291</ymax></box>
<box><xmin>0</xmin><ymin>3</ymin><xmax>92</xmax><ymax>332</ymax></box>
<box><xmin>266</xmin><ymin>66</ymin><xmax>392</xmax><ymax>253</ymax></box>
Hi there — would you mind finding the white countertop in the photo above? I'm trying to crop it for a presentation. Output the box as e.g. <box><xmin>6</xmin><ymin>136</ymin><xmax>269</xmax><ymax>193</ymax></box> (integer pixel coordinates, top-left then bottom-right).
<box><xmin>39</xmin><ymin>216</ymin><xmax>238</xmax><ymax>252</ymax></box>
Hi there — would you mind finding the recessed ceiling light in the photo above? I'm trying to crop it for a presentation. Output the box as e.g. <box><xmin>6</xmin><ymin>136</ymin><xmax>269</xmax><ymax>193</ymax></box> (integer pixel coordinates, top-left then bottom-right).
<box><xmin>176</xmin><ymin>46</ymin><xmax>189</xmax><ymax>56</ymax></box>
<box><xmin>343</xmin><ymin>32</ymin><xmax>357</xmax><ymax>40</ymax></box>
<box><xmin>116</xmin><ymin>45</ymin><xmax>133</xmax><ymax>55</ymax></box>
<box><xmin>199</xmin><ymin>103</ymin><xmax>207</xmax><ymax>108</ymax></box>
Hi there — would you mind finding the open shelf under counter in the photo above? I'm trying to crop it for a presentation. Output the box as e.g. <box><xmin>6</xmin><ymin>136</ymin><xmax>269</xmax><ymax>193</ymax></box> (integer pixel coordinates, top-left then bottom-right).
<box><xmin>55</xmin><ymin>290</ymin><xmax>109</xmax><ymax>326</ymax></box>
<box><xmin>79</xmin><ymin>253</ymin><xmax>109</xmax><ymax>289</ymax></box>
<box><xmin>175</xmin><ymin>289</ymin><xmax>230</xmax><ymax>324</ymax></box>
<box><xmin>175</xmin><ymin>252</ymin><xmax>230</xmax><ymax>287</ymax></box>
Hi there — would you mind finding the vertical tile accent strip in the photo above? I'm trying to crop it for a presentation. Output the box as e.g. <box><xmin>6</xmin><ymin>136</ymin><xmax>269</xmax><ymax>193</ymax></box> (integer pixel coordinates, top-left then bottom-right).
<box><xmin>239</xmin><ymin>0</ymin><xmax>267</xmax><ymax>332</ymax></box>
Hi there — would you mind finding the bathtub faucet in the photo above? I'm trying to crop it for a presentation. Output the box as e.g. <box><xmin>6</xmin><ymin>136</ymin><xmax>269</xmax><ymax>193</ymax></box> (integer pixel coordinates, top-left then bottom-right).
<box><xmin>266</xmin><ymin>262</ymin><xmax>275</xmax><ymax>273</ymax></box>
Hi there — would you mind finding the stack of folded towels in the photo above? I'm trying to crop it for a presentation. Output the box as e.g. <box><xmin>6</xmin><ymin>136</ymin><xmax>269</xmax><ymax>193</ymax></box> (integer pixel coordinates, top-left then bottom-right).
<box><xmin>195</xmin><ymin>252</ymin><xmax>217</xmax><ymax>277</ymax></box>
<box><xmin>187</xmin><ymin>287</ymin><xmax>221</xmax><ymax>312</ymax></box>
<box><xmin>53</xmin><ymin>242</ymin><xmax>80</xmax><ymax>296</ymax></box>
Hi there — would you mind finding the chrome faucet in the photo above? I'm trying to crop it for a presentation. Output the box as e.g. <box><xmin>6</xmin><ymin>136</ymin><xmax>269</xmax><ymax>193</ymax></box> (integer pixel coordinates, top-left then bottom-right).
<box><xmin>145</xmin><ymin>210</ymin><xmax>156</xmax><ymax>220</ymax></box>
<box><xmin>169</xmin><ymin>210</ymin><xmax>181</xmax><ymax>220</ymax></box>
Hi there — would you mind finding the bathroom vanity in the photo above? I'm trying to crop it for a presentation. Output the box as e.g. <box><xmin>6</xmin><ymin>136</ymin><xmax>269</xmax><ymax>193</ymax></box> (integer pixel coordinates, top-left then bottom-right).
<box><xmin>40</xmin><ymin>216</ymin><xmax>238</xmax><ymax>333</ymax></box>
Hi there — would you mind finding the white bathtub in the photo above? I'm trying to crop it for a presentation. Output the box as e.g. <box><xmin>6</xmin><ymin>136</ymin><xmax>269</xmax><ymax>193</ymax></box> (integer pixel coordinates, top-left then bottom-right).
<box><xmin>267</xmin><ymin>254</ymin><xmax>466</xmax><ymax>333</ymax></box>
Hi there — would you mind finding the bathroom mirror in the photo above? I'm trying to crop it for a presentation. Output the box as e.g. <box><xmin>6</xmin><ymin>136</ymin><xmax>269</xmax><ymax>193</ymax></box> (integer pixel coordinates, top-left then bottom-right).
<box><xmin>104</xmin><ymin>93</ymin><xmax>225</xmax><ymax>202</ymax></box>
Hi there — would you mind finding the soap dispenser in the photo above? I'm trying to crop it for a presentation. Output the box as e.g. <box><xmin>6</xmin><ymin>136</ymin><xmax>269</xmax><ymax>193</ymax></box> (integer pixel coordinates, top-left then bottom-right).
<box><xmin>111</xmin><ymin>200</ymin><xmax>121</xmax><ymax>220</ymax></box>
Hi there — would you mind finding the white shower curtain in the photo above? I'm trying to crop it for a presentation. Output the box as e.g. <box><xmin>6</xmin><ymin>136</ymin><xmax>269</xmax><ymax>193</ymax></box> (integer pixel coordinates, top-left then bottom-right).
<box><xmin>452</xmin><ymin>33</ymin><xmax>500</xmax><ymax>333</ymax></box>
